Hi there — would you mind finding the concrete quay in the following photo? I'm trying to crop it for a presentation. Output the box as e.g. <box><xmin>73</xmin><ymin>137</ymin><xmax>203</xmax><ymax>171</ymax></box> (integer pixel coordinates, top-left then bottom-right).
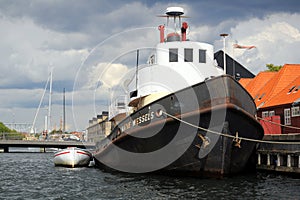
<box><xmin>256</xmin><ymin>134</ymin><xmax>300</xmax><ymax>175</ymax></box>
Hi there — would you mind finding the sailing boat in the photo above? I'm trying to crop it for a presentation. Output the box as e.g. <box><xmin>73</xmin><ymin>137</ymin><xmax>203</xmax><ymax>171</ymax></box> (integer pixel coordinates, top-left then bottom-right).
<box><xmin>30</xmin><ymin>69</ymin><xmax>53</xmax><ymax>137</ymax></box>
<box><xmin>93</xmin><ymin>7</ymin><xmax>264</xmax><ymax>177</ymax></box>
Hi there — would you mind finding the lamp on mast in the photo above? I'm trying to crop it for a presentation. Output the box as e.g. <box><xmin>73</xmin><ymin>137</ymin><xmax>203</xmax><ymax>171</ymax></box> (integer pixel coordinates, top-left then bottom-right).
<box><xmin>220</xmin><ymin>33</ymin><xmax>229</xmax><ymax>74</ymax></box>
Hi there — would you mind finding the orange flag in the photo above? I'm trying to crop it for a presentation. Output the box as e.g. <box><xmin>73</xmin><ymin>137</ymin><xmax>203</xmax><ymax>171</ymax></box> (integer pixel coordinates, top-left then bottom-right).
<box><xmin>233</xmin><ymin>43</ymin><xmax>256</xmax><ymax>49</ymax></box>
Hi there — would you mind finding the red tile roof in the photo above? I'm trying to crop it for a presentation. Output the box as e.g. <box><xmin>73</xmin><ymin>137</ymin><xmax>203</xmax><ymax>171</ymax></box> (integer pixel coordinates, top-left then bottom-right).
<box><xmin>245</xmin><ymin>71</ymin><xmax>276</xmax><ymax>98</ymax></box>
<box><xmin>239</xmin><ymin>78</ymin><xmax>252</xmax><ymax>88</ymax></box>
<box><xmin>243</xmin><ymin>64</ymin><xmax>300</xmax><ymax>109</ymax></box>
<box><xmin>263</xmin><ymin>76</ymin><xmax>300</xmax><ymax>107</ymax></box>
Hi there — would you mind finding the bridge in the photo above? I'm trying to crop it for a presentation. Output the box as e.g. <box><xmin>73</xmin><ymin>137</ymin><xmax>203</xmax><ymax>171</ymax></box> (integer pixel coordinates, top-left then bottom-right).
<box><xmin>0</xmin><ymin>140</ymin><xmax>95</xmax><ymax>153</ymax></box>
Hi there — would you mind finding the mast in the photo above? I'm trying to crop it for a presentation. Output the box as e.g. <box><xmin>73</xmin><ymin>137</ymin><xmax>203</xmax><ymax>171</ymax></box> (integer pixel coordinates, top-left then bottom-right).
<box><xmin>47</xmin><ymin>69</ymin><xmax>53</xmax><ymax>133</ymax></box>
<box><xmin>63</xmin><ymin>88</ymin><xmax>66</xmax><ymax>132</ymax></box>
<box><xmin>129</xmin><ymin>50</ymin><xmax>139</xmax><ymax>98</ymax></box>
<box><xmin>135</xmin><ymin>49</ymin><xmax>139</xmax><ymax>93</ymax></box>
<box><xmin>30</xmin><ymin>74</ymin><xmax>50</xmax><ymax>133</ymax></box>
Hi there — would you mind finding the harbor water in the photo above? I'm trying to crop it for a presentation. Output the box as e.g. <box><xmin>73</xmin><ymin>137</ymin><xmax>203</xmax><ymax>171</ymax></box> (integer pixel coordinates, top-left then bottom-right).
<box><xmin>0</xmin><ymin>152</ymin><xmax>299</xmax><ymax>200</ymax></box>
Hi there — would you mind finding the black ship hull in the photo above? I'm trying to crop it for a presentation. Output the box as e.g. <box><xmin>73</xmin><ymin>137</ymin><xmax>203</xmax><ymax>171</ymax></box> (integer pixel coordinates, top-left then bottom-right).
<box><xmin>93</xmin><ymin>75</ymin><xmax>264</xmax><ymax>177</ymax></box>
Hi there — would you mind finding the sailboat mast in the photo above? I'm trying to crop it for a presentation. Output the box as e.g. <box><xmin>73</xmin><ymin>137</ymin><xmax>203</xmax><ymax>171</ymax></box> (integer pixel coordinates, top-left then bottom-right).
<box><xmin>63</xmin><ymin>88</ymin><xmax>66</xmax><ymax>132</ymax></box>
<box><xmin>47</xmin><ymin>69</ymin><xmax>53</xmax><ymax>133</ymax></box>
<box><xmin>30</xmin><ymin>74</ymin><xmax>50</xmax><ymax>134</ymax></box>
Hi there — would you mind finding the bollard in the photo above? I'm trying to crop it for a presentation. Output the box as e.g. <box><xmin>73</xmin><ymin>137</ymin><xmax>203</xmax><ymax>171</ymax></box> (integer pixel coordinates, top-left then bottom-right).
<box><xmin>277</xmin><ymin>154</ymin><xmax>281</xmax><ymax>167</ymax></box>
<box><xmin>267</xmin><ymin>154</ymin><xmax>271</xmax><ymax>166</ymax></box>
<box><xmin>286</xmin><ymin>154</ymin><xmax>291</xmax><ymax>167</ymax></box>
<box><xmin>287</xmin><ymin>154</ymin><xmax>291</xmax><ymax>167</ymax></box>
<box><xmin>257</xmin><ymin>153</ymin><xmax>261</xmax><ymax>165</ymax></box>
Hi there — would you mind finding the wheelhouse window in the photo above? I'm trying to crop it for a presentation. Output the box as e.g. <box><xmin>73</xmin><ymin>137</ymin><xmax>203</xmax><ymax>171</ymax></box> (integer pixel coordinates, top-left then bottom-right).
<box><xmin>169</xmin><ymin>48</ymin><xmax>178</xmax><ymax>62</ymax></box>
<box><xmin>184</xmin><ymin>48</ymin><xmax>193</xmax><ymax>62</ymax></box>
<box><xmin>284</xmin><ymin>108</ymin><xmax>291</xmax><ymax>125</ymax></box>
<box><xmin>199</xmin><ymin>49</ymin><xmax>206</xmax><ymax>63</ymax></box>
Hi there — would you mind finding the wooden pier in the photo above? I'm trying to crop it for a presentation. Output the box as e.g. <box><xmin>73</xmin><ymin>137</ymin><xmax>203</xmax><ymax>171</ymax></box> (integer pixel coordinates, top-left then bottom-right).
<box><xmin>256</xmin><ymin>134</ymin><xmax>300</xmax><ymax>174</ymax></box>
<box><xmin>0</xmin><ymin>140</ymin><xmax>95</xmax><ymax>152</ymax></box>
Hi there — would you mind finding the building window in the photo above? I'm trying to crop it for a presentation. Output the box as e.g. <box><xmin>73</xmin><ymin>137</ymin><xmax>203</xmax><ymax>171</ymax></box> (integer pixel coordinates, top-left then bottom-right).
<box><xmin>184</xmin><ymin>48</ymin><xmax>193</xmax><ymax>62</ymax></box>
<box><xmin>291</xmin><ymin>106</ymin><xmax>300</xmax><ymax>117</ymax></box>
<box><xmin>258</xmin><ymin>93</ymin><xmax>265</xmax><ymax>101</ymax></box>
<box><xmin>169</xmin><ymin>48</ymin><xmax>178</xmax><ymax>62</ymax></box>
<box><xmin>293</xmin><ymin>86</ymin><xmax>300</xmax><ymax>93</ymax></box>
<box><xmin>269</xmin><ymin>111</ymin><xmax>275</xmax><ymax>116</ymax></box>
<box><xmin>199</xmin><ymin>49</ymin><xmax>206</xmax><ymax>63</ymax></box>
<box><xmin>288</xmin><ymin>85</ymin><xmax>296</xmax><ymax>94</ymax></box>
<box><xmin>262</xmin><ymin>111</ymin><xmax>269</xmax><ymax>118</ymax></box>
<box><xmin>284</xmin><ymin>108</ymin><xmax>291</xmax><ymax>125</ymax></box>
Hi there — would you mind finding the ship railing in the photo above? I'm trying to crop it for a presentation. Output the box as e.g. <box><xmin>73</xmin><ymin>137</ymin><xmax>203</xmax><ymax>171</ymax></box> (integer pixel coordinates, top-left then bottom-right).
<box><xmin>109</xmin><ymin>95</ymin><xmax>130</xmax><ymax>120</ymax></box>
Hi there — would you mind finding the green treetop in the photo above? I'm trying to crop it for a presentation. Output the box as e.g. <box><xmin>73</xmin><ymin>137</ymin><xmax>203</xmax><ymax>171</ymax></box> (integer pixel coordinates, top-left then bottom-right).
<box><xmin>266</xmin><ymin>64</ymin><xmax>283</xmax><ymax>72</ymax></box>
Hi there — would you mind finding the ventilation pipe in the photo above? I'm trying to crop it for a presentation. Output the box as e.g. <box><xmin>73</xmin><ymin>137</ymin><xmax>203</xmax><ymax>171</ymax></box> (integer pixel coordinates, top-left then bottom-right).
<box><xmin>158</xmin><ymin>25</ymin><xmax>165</xmax><ymax>43</ymax></box>
<box><xmin>181</xmin><ymin>22</ymin><xmax>188</xmax><ymax>41</ymax></box>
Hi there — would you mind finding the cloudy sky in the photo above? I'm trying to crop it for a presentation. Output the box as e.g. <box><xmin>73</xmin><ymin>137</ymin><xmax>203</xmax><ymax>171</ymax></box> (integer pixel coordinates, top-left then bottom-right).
<box><xmin>1</xmin><ymin>0</ymin><xmax>300</xmax><ymax>132</ymax></box>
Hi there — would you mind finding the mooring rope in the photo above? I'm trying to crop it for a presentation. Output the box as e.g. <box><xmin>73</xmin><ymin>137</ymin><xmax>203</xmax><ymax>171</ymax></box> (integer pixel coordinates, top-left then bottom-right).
<box><xmin>162</xmin><ymin>111</ymin><xmax>300</xmax><ymax>145</ymax></box>
<box><xmin>257</xmin><ymin>116</ymin><xmax>300</xmax><ymax>130</ymax></box>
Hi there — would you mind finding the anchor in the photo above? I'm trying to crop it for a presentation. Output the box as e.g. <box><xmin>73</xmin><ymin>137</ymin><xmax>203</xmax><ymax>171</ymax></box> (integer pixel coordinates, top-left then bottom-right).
<box><xmin>195</xmin><ymin>133</ymin><xmax>210</xmax><ymax>149</ymax></box>
<box><xmin>233</xmin><ymin>131</ymin><xmax>242</xmax><ymax>148</ymax></box>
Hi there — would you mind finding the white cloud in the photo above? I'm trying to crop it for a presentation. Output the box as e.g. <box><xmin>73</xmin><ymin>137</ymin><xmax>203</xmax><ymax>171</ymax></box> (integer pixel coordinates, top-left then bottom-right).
<box><xmin>227</xmin><ymin>13</ymin><xmax>300</xmax><ymax>73</ymax></box>
<box><xmin>0</xmin><ymin>16</ymin><xmax>89</xmax><ymax>87</ymax></box>
<box><xmin>1</xmin><ymin>1</ymin><xmax>300</xmax><ymax>132</ymax></box>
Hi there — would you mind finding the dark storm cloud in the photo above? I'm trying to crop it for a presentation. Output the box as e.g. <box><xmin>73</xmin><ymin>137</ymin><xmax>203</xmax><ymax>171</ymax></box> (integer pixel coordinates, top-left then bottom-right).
<box><xmin>140</xmin><ymin>0</ymin><xmax>300</xmax><ymax>25</ymax></box>
<box><xmin>1</xmin><ymin>0</ymin><xmax>298</xmax><ymax>31</ymax></box>
<box><xmin>0</xmin><ymin>0</ymin><xmax>123</xmax><ymax>32</ymax></box>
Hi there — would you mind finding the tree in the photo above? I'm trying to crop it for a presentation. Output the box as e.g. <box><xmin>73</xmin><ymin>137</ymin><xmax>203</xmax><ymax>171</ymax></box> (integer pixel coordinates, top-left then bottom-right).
<box><xmin>266</xmin><ymin>63</ymin><xmax>283</xmax><ymax>72</ymax></box>
<box><xmin>0</xmin><ymin>122</ymin><xmax>12</xmax><ymax>133</ymax></box>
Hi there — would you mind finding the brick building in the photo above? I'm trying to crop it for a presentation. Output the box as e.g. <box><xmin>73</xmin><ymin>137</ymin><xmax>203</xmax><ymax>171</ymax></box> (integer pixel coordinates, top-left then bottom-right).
<box><xmin>240</xmin><ymin>64</ymin><xmax>300</xmax><ymax>134</ymax></box>
<box><xmin>86</xmin><ymin>111</ymin><xmax>111</xmax><ymax>143</ymax></box>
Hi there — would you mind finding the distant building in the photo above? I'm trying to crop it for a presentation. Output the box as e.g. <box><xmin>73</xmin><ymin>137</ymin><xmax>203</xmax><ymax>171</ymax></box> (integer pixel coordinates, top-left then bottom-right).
<box><xmin>240</xmin><ymin>64</ymin><xmax>300</xmax><ymax>134</ymax></box>
<box><xmin>214</xmin><ymin>50</ymin><xmax>255</xmax><ymax>79</ymax></box>
<box><xmin>86</xmin><ymin>111</ymin><xmax>111</xmax><ymax>143</ymax></box>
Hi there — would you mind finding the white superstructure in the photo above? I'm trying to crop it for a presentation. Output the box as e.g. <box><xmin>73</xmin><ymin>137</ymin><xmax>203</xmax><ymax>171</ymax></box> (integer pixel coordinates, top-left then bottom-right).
<box><xmin>111</xmin><ymin>7</ymin><xmax>223</xmax><ymax>117</ymax></box>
